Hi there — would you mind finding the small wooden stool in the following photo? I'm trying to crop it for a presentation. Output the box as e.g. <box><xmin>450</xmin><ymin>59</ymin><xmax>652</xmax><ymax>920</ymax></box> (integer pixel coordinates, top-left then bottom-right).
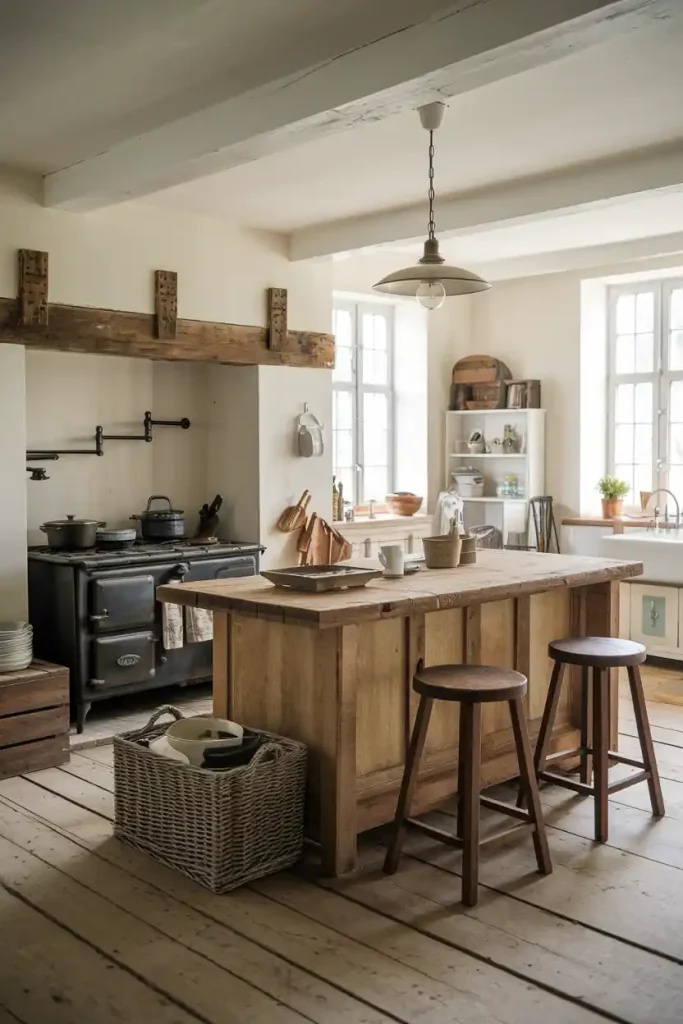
<box><xmin>530</xmin><ymin>637</ymin><xmax>665</xmax><ymax>842</ymax></box>
<box><xmin>384</xmin><ymin>665</ymin><xmax>552</xmax><ymax>907</ymax></box>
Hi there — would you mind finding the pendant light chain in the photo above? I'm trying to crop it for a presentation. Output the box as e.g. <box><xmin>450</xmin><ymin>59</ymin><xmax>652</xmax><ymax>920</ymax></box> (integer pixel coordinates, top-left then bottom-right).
<box><xmin>427</xmin><ymin>129</ymin><xmax>436</xmax><ymax>241</ymax></box>
<box><xmin>372</xmin><ymin>103</ymin><xmax>490</xmax><ymax>300</ymax></box>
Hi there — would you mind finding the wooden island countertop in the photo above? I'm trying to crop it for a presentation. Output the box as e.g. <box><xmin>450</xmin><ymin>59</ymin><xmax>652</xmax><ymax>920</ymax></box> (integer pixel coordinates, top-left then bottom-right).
<box><xmin>158</xmin><ymin>550</ymin><xmax>642</xmax><ymax>874</ymax></box>
<box><xmin>158</xmin><ymin>550</ymin><xmax>642</xmax><ymax>627</ymax></box>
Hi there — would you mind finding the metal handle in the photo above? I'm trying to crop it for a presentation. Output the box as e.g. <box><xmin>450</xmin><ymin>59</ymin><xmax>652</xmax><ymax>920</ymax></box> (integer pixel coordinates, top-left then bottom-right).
<box><xmin>90</xmin><ymin>608</ymin><xmax>109</xmax><ymax>623</ymax></box>
<box><xmin>173</xmin><ymin>562</ymin><xmax>191</xmax><ymax>579</ymax></box>
<box><xmin>146</xmin><ymin>495</ymin><xmax>172</xmax><ymax>511</ymax></box>
<box><xmin>89</xmin><ymin>678</ymin><xmax>106</xmax><ymax>689</ymax></box>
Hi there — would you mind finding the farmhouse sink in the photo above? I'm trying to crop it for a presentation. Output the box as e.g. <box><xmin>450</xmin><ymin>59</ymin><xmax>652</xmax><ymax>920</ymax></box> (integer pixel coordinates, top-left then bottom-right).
<box><xmin>599</xmin><ymin>532</ymin><xmax>683</xmax><ymax>584</ymax></box>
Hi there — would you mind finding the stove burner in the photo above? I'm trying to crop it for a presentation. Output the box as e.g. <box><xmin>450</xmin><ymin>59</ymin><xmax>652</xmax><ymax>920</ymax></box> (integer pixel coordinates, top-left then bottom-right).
<box><xmin>28</xmin><ymin>538</ymin><xmax>263</xmax><ymax>566</ymax></box>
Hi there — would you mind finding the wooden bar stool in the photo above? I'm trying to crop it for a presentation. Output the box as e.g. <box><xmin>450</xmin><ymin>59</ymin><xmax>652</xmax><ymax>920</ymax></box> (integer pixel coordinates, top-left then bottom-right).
<box><xmin>384</xmin><ymin>664</ymin><xmax>552</xmax><ymax>907</ymax></box>
<box><xmin>529</xmin><ymin>637</ymin><xmax>665</xmax><ymax>843</ymax></box>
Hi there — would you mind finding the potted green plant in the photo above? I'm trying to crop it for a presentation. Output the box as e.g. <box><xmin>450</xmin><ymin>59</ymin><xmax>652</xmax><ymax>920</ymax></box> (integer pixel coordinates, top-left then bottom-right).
<box><xmin>597</xmin><ymin>475</ymin><xmax>630</xmax><ymax>518</ymax></box>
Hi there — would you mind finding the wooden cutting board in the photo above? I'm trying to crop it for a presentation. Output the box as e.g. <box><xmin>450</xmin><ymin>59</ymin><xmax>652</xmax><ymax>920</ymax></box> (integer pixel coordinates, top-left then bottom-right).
<box><xmin>451</xmin><ymin>354</ymin><xmax>511</xmax><ymax>384</ymax></box>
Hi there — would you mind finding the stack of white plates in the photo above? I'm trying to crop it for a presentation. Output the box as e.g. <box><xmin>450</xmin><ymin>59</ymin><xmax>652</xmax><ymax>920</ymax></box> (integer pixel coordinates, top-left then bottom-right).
<box><xmin>0</xmin><ymin>621</ymin><xmax>33</xmax><ymax>673</ymax></box>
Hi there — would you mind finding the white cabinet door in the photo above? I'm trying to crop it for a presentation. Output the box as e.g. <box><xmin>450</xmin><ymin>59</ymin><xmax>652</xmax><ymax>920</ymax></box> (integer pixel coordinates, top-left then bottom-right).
<box><xmin>629</xmin><ymin>583</ymin><xmax>679</xmax><ymax>653</ymax></box>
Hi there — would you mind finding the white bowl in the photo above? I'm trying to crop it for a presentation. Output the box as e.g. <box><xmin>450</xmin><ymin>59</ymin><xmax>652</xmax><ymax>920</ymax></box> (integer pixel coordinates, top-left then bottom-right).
<box><xmin>166</xmin><ymin>716</ymin><xmax>244</xmax><ymax>767</ymax></box>
<box><xmin>0</xmin><ymin>621</ymin><xmax>31</xmax><ymax>634</ymax></box>
<box><xmin>0</xmin><ymin>656</ymin><xmax>32</xmax><ymax>672</ymax></box>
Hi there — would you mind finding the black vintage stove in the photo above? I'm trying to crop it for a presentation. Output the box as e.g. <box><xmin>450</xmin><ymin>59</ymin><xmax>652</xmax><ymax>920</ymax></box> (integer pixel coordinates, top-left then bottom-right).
<box><xmin>28</xmin><ymin>539</ymin><xmax>263</xmax><ymax>732</ymax></box>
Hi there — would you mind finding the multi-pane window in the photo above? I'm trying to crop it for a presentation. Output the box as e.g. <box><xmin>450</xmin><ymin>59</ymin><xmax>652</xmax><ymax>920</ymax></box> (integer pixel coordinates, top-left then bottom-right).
<box><xmin>332</xmin><ymin>300</ymin><xmax>394</xmax><ymax>506</ymax></box>
<box><xmin>608</xmin><ymin>279</ymin><xmax>683</xmax><ymax>503</ymax></box>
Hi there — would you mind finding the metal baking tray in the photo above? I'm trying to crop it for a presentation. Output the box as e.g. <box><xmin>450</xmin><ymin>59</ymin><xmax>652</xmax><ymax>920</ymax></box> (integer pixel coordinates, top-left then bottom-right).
<box><xmin>261</xmin><ymin>565</ymin><xmax>383</xmax><ymax>592</ymax></box>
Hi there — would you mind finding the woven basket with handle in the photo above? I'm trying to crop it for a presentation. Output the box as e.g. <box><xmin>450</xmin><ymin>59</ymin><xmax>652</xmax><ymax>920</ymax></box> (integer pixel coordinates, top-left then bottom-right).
<box><xmin>113</xmin><ymin>706</ymin><xmax>307</xmax><ymax>893</ymax></box>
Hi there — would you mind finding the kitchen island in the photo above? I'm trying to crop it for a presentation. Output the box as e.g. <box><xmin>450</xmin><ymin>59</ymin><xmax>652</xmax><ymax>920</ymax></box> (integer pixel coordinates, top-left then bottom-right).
<box><xmin>158</xmin><ymin>550</ymin><xmax>642</xmax><ymax>875</ymax></box>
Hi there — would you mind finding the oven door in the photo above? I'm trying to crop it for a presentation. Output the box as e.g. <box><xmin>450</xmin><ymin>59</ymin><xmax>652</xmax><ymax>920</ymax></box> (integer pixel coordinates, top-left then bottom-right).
<box><xmin>89</xmin><ymin>575</ymin><xmax>156</xmax><ymax>633</ymax></box>
<box><xmin>88</xmin><ymin>631</ymin><xmax>156</xmax><ymax>692</ymax></box>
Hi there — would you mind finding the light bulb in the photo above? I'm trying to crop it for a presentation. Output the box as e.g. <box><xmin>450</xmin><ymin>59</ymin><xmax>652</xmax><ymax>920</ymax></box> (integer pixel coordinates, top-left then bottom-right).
<box><xmin>416</xmin><ymin>280</ymin><xmax>446</xmax><ymax>311</ymax></box>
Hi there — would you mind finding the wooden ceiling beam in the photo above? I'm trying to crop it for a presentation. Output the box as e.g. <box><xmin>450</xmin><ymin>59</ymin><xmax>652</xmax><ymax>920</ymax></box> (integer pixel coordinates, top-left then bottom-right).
<box><xmin>0</xmin><ymin>297</ymin><xmax>334</xmax><ymax>368</ymax></box>
<box><xmin>0</xmin><ymin>252</ymin><xmax>334</xmax><ymax>368</ymax></box>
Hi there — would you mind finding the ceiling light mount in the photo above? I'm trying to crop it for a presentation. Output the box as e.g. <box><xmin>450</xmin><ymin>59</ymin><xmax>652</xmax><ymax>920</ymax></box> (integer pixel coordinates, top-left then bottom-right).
<box><xmin>374</xmin><ymin>103</ymin><xmax>490</xmax><ymax>310</ymax></box>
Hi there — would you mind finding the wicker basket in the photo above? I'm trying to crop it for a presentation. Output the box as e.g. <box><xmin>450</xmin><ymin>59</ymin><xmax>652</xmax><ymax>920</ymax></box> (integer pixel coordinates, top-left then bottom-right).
<box><xmin>113</xmin><ymin>706</ymin><xmax>307</xmax><ymax>893</ymax></box>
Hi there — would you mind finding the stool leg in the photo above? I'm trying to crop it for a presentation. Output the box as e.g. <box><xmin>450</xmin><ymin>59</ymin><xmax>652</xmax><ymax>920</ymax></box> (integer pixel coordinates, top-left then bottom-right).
<box><xmin>384</xmin><ymin>695</ymin><xmax>433</xmax><ymax>874</ymax></box>
<box><xmin>592</xmin><ymin>667</ymin><xmax>610</xmax><ymax>843</ymax></box>
<box><xmin>627</xmin><ymin>664</ymin><xmax>665</xmax><ymax>818</ymax></box>
<box><xmin>459</xmin><ymin>702</ymin><xmax>482</xmax><ymax>907</ymax></box>
<box><xmin>509</xmin><ymin>695</ymin><xmax>552</xmax><ymax>876</ymax></box>
<box><xmin>517</xmin><ymin>659</ymin><xmax>564</xmax><ymax>808</ymax></box>
<box><xmin>456</xmin><ymin>705</ymin><xmax>468</xmax><ymax>840</ymax></box>
<box><xmin>579</xmin><ymin>666</ymin><xmax>593</xmax><ymax>786</ymax></box>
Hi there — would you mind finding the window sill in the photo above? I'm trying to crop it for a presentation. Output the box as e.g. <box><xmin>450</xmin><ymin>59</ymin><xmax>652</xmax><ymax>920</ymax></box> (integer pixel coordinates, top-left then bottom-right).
<box><xmin>339</xmin><ymin>513</ymin><xmax>433</xmax><ymax>534</ymax></box>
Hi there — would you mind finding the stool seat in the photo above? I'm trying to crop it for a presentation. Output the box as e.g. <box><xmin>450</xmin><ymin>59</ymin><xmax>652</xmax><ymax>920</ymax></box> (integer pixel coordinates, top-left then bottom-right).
<box><xmin>548</xmin><ymin>636</ymin><xmax>646</xmax><ymax>668</ymax></box>
<box><xmin>414</xmin><ymin>665</ymin><xmax>527</xmax><ymax>703</ymax></box>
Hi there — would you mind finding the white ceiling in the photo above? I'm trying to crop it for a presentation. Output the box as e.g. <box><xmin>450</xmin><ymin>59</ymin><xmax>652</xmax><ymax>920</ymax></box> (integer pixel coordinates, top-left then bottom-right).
<box><xmin>149</xmin><ymin>21</ymin><xmax>683</xmax><ymax>234</ymax></box>
<box><xmin>2</xmin><ymin>1</ymin><xmax>683</xmax><ymax>273</ymax></box>
<box><xmin>0</xmin><ymin>0</ymin><xmax>457</xmax><ymax>173</ymax></box>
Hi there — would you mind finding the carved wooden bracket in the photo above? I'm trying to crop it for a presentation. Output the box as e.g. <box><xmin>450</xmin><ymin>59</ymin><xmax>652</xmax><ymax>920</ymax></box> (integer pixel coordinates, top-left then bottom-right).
<box><xmin>267</xmin><ymin>287</ymin><xmax>287</xmax><ymax>350</ymax></box>
<box><xmin>18</xmin><ymin>249</ymin><xmax>49</xmax><ymax>326</ymax></box>
<box><xmin>155</xmin><ymin>270</ymin><xmax>178</xmax><ymax>339</ymax></box>
<box><xmin>2</xmin><ymin>250</ymin><xmax>334</xmax><ymax>369</ymax></box>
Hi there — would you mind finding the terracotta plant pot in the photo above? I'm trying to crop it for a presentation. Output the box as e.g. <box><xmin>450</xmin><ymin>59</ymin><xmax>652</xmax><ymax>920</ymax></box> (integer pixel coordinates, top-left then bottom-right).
<box><xmin>601</xmin><ymin>497</ymin><xmax>624</xmax><ymax>519</ymax></box>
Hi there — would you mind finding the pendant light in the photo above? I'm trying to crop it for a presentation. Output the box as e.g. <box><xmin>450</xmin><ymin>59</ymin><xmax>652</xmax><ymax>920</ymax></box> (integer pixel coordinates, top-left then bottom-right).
<box><xmin>373</xmin><ymin>102</ymin><xmax>490</xmax><ymax>310</ymax></box>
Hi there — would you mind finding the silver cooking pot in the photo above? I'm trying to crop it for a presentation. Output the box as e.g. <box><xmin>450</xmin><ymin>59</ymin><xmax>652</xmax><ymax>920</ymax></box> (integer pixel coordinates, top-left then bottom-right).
<box><xmin>131</xmin><ymin>495</ymin><xmax>186</xmax><ymax>540</ymax></box>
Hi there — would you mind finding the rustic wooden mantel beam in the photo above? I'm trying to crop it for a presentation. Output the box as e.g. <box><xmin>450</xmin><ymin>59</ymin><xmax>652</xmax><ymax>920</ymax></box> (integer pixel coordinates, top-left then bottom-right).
<box><xmin>0</xmin><ymin>296</ymin><xmax>335</xmax><ymax>368</ymax></box>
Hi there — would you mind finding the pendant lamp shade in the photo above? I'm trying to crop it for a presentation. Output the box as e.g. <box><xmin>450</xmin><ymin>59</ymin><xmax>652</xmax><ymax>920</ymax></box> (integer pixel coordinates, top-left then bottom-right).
<box><xmin>373</xmin><ymin>103</ymin><xmax>490</xmax><ymax>306</ymax></box>
<box><xmin>373</xmin><ymin>241</ymin><xmax>490</xmax><ymax>298</ymax></box>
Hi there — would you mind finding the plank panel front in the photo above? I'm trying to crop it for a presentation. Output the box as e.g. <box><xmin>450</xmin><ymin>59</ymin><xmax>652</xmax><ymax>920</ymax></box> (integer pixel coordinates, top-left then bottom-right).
<box><xmin>421</xmin><ymin>608</ymin><xmax>464</xmax><ymax>754</ymax></box>
<box><xmin>355</xmin><ymin>618</ymin><xmax>405</xmax><ymax>778</ymax></box>
<box><xmin>527</xmin><ymin>588</ymin><xmax>572</xmax><ymax>721</ymax></box>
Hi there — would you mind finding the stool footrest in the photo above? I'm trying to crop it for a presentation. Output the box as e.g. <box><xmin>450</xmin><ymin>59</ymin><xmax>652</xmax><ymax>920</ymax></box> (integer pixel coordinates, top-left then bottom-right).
<box><xmin>609</xmin><ymin>752</ymin><xmax>645</xmax><ymax>770</ymax></box>
<box><xmin>608</xmin><ymin>769</ymin><xmax>650</xmax><ymax>795</ymax></box>
<box><xmin>544</xmin><ymin>747</ymin><xmax>583</xmax><ymax>765</ymax></box>
<box><xmin>479</xmin><ymin>794</ymin><xmax>532</xmax><ymax>823</ymax></box>
<box><xmin>540</xmin><ymin>771</ymin><xmax>593</xmax><ymax>796</ymax></box>
<box><xmin>541</xmin><ymin>768</ymin><xmax>651</xmax><ymax>798</ymax></box>
<box><xmin>405</xmin><ymin>818</ymin><xmax>463</xmax><ymax>849</ymax></box>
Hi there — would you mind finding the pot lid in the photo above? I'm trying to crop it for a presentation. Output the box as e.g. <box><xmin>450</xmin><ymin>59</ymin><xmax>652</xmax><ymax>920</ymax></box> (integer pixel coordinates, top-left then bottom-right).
<box><xmin>139</xmin><ymin>508</ymin><xmax>184</xmax><ymax>520</ymax></box>
<box><xmin>43</xmin><ymin>514</ymin><xmax>101</xmax><ymax>527</ymax></box>
<box><xmin>97</xmin><ymin>527</ymin><xmax>137</xmax><ymax>539</ymax></box>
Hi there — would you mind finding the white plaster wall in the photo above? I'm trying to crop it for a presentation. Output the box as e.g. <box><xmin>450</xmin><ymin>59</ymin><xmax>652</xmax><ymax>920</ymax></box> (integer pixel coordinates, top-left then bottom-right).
<box><xmin>205</xmin><ymin>365</ymin><xmax>260</xmax><ymax>544</ymax></box>
<box><xmin>258</xmin><ymin>366</ymin><xmax>333</xmax><ymax>568</ymax></box>
<box><xmin>0</xmin><ymin>346</ymin><xmax>27</xmax><ymax>618</ymax></box>
<box><xmin>469</xmin><ymin>274</ymin><xmax>581</xmax><ymax>518</ymax></box>
<box><xmin>0</xmin><ymin>173</ymin><xmax>334</xmax><ymax>602</ymax></box>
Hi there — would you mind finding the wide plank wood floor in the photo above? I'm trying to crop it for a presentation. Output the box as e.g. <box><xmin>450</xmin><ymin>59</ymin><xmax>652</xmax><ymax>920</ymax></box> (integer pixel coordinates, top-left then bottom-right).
<box><xmin>1</xmin><ymin>672</ymin><xmax>683</xmax><ymax>1023</ymax></box>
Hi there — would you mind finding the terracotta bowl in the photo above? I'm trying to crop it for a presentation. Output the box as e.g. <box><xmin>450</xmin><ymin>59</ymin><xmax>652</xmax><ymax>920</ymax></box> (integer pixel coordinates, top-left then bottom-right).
<box><xmin>386</xmin><ymin>492</ymin><xmax>423</xmax><ymax>517</ymax></box>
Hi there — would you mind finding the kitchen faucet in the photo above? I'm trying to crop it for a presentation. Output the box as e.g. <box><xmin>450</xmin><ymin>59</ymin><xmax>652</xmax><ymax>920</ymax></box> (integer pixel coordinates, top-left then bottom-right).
<box><xmin>646</xmin><ymin>489</ymin><xmax>681</xmax><ymax>531</ymax></box>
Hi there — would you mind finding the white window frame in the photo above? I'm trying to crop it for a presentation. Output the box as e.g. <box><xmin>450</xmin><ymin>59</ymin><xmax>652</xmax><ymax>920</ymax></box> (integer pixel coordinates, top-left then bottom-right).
<box><xmin>607</xmin><ymin>277</ymin><xmax>683</xmax><ymax>501</ymax></box>
<box><xmin>333</xmin><ymin>299</ymin><xmax>395</xmax><ymax>506</ymax></box>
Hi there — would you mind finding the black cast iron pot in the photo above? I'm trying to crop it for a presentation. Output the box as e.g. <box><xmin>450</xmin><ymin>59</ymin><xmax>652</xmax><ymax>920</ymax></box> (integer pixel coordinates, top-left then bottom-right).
<box><xmin>40</xmin><ymin>514</ymin><xmax>105</xmax><ymax>549</ymax></box>
<box><xmin>131</xmin><ymin>495</ymin><xmax>186</xmax><ymax>540</ymax></box>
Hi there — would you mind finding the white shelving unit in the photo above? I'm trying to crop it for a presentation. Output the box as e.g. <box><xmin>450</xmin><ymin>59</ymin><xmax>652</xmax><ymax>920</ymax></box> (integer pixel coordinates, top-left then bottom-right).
<box><xmin>444</xmin><ymin>409</ymin><xmax>546</xmax><ymax>545</ymax></box>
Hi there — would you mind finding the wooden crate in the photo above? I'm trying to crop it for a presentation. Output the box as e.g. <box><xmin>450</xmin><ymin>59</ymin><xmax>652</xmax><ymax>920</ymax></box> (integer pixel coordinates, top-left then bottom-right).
<box><xmin>0</xmin><ymin>660</ymin><xmax>69</xmax><ymax>779</ymax></box>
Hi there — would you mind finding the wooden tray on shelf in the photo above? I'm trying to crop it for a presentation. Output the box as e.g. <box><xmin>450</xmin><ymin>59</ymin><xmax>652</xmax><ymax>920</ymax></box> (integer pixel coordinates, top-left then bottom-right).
<box><xmin>261</xmin><ymin>565</ymin><xmax>382</xmax><ymax>592</ymax></box>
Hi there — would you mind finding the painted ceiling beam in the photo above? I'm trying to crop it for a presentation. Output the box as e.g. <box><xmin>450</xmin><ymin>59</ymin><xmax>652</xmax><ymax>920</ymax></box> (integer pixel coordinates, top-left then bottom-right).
<box><xmin>43</xmin><ymin>0</ymin><xmax>675</xmax><ymax>212</ymax></box>
<box><xmin>290</xmin><ymin>142</ymin><xmax>683</xmax><ymax>260</ymax></box>
<box><xmin>474</xmin><ymin>230</ymin><xmax>683</xmax><ymax>282</ymax></box>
